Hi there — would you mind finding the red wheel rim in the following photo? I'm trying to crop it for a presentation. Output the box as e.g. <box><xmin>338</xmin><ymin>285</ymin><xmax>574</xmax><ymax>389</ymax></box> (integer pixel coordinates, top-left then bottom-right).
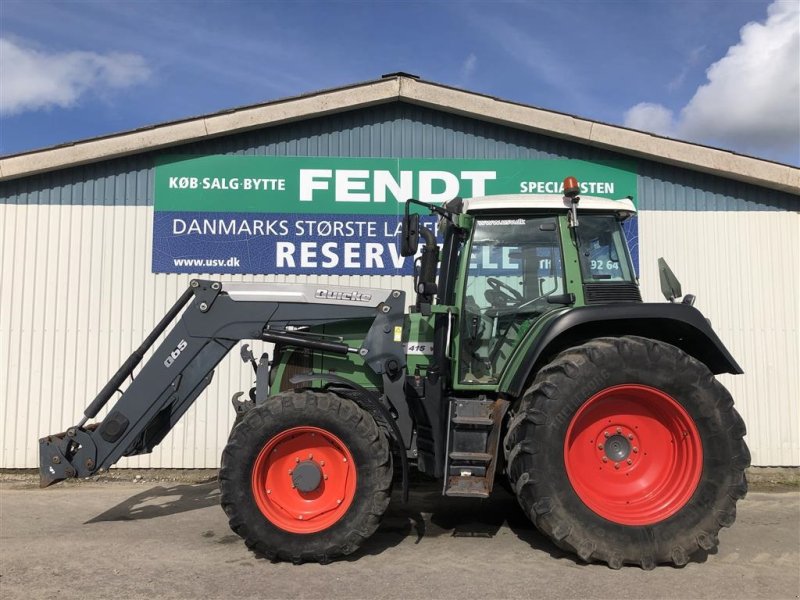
<box><xmin>564</xmin><ymin>384</ymin><xmax>703</xmax><ymax>526</ymax></box>
<box><xmin>251</xmin><ymin>426</ymin><xmax>356</xmax><ymax>534</ymax></box>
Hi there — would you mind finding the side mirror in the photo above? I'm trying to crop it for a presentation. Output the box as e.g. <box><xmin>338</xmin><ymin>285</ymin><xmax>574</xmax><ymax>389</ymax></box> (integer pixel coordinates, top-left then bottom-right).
<box><xmin>658</xmin><ymin>258</ymin><xmax>682</xmax><ymax>302</ymax></box>
<box><xmin>400</xmin><ymin>213</ymin><xmax>420</xmax><ymax>257</ymax></box>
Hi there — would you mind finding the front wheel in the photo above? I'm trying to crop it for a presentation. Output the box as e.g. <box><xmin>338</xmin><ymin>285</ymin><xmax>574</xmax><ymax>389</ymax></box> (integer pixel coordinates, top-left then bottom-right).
<box><xmin>219</xmin><ymin>390</ymin><xmax>392</xmax><ymax>563</ymax></box>
<box><xmin>505</xmin><ymin>336</ymin><xmax>750</xmax><ymax>569</ymax></box>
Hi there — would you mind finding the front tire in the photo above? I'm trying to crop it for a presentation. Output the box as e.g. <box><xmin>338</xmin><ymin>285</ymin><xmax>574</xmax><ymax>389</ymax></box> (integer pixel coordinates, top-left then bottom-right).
<box><xmin>219</xmin><ymin>390</ymin><xmax>392</xmax><ymax>563</ymax></box>
<box><xmin>505</xmin><ymin>336</ymin><xmax>749</xmax><ymax>569</ymax></box>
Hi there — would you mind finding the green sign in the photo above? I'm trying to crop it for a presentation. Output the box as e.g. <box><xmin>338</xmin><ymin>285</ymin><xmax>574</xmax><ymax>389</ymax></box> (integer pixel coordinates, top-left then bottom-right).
<box><xmin>155</xmin><ymin>156</ymin><xmax>636</xmax><ymax>214</ymax></box>
<box><xmin>153</xmin><ymin>156</ymin><xmax>637</xmax><ymax>275</ymax></box>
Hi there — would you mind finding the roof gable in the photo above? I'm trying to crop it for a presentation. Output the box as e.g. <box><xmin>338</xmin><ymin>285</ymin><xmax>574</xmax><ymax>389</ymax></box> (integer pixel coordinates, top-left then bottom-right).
<box><xmin>0</xmin><ymin>75</ymin><xmax>797</xmax><ymax>194</ymax></box>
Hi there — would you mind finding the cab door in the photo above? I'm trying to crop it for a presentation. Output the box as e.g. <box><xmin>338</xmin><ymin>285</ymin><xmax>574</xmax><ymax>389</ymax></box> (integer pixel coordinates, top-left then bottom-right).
<box><xmin>455</xmin><ymin>215</ymin><xmax>568</xmax><ymax>387</ymax></box>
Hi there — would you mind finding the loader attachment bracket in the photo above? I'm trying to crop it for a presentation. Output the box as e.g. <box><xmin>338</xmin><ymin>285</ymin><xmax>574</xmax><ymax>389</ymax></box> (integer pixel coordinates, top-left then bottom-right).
<box><xmin>39</xmin><ymin>428</ymin><xmax>98</xmax><ymax>488</ymax></box>
<box><xmin>191</xmin><ymin>279</ymin><xmax>222</xmax><ymax>313</ymax></box>
<box><xmin>361</xmin><ymin>289</ymin><xmax>406</xmax><ymax>377</ymax></box>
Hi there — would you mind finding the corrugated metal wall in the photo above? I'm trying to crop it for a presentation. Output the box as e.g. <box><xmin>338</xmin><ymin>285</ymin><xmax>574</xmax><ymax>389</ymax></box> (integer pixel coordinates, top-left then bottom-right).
<box><xmin>638</xmin><ymin>211</ymin><xmax>799</xmax><ymax>465</ymax></box>
<box><xmin>1</xmin><ymin>102</ymin><xmax>798</xmax><ymax>467</ymax></box>
<box><xmin>0</xmin><ymin>203</ymin><xmax>412</xmax><ymax>468</ymax></box>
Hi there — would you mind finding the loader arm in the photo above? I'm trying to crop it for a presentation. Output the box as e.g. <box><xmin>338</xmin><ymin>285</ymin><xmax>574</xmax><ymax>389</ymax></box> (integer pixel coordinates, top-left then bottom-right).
<box><xmin>39</xmin><ymin>280</ymin><xmax>405</xmax><ymax>487</ymax></box>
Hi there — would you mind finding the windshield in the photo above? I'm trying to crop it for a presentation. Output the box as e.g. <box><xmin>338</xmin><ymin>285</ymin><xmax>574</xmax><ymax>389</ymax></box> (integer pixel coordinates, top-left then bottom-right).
<box><xmin>459</xmin><ymin>216</ymin><xmax>566</xmax><ymax>384</ymax></box>
<box><xmin>576</xmin><ymin>215</ymin><xmax>635</xmax><ymax>282</ymax></box>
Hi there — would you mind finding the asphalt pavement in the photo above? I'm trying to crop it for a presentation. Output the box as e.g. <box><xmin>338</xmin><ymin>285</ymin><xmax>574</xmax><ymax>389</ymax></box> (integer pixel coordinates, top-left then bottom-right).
<box><xmin>1</xmin><ymin>478</ymin><xmax>798</xmax><ymax>599</ymax></box>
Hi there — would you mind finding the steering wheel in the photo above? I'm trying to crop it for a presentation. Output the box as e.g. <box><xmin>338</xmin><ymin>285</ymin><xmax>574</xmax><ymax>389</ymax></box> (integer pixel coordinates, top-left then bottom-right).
<box><xmin>486</xmin><ymin>277</ymin><xmax>523</xmax><ymax>305</ymax></box>
<box><xmin>486</xmin><ymin>294</ymin><xmax>552</xmax><ymax>370</ymax></box>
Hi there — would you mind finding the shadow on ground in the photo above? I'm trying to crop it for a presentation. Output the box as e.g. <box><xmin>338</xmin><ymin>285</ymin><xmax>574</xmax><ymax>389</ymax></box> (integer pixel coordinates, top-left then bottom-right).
<box><xmin>83</xmin><ymin>475</ymin><xmax>571</xmax><ymax>564</ymax></box>
<box><xmin>85</xmin><ymin>478</ymin><xmax>220</xmax><ymax>523</ymax></box>
<box><xmin>349</xmin><ymin>479</ymin><xmax>571</xmax><ymax>563</ymax></box>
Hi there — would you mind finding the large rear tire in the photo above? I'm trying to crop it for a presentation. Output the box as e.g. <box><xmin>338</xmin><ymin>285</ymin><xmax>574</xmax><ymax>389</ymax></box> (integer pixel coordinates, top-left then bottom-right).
<box><xmin>219</xmin><ymin>390</ymin><xmax>392</xmax><ymax>563</ymax></box>
<box><xmin>505</xmin><ymin>336</ymin><xmax>749</xmax><ymax>569</ymax></box>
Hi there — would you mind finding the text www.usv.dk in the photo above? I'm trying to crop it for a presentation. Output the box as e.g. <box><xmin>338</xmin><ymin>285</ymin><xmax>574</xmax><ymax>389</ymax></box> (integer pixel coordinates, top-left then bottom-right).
<box><xmin>173</xmin><ymin>257</ymin><xmax>241</xmax><ymax>268</ymax></box>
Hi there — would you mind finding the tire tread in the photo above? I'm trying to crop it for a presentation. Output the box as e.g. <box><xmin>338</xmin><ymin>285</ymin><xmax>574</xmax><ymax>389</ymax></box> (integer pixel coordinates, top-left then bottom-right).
<box><xmin>219</xmin><ymin>390</ymin><xmax>392</xmax><ymax>564</ymax></box>
<box><xmin>505</xmin><ymin>335</ymin><xmax>749</xmax><ymax>568</ymax></box>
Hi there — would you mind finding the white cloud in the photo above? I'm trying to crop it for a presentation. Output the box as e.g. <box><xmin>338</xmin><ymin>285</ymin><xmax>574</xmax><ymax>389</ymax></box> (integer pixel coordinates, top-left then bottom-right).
<box><xmin>461</xmin><ymin>53</ymin><xmax>477</xmax><ymax>81</ymax></box>
<box><xmin>624</xmin><ymin>103</ymin><xmax>676</xmax><ymax>136</ymax></box>
<box><xmin>0</xmin><ymin>38</ymin><xmax>151</xmax><ymax>116</ymax></box>
<box><xmin>624</xmin><ymin>0</ymin><xmax>799</xmax><ymax>160</ymax></box>
<box><xmin>679</xmin><ymin>1</ymin><xmax>799</xmax><ymax>151</ymax></box>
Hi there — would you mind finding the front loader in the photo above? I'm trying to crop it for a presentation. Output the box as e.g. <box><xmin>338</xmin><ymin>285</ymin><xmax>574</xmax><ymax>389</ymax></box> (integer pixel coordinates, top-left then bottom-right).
<box><xmin>39</xmin><ymin>177</ymin><xmax>750</xmax><ymax>568</ymax></box>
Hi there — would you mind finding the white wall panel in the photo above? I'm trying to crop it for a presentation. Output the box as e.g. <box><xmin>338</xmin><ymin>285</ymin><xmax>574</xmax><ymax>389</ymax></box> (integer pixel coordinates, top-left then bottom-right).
<box><xmin>1</xmin><ymin>205</ymin><xmax>798</xmax><ymax>467</ymax></box>
<box><xmin>0</xmin><ymin>204</ymin><xmax>414</xmax><ymax>468</ymax></box>
<box><xmin>638</xmin><ymin>210</ymin><xmax>799</xmax><ymax>465</ymax></box>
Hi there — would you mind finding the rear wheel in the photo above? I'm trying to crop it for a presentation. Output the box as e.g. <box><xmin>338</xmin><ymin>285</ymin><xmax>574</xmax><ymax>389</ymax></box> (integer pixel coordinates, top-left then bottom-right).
<box><xmin>220</xmin><ymin>390</ymin><xmax>392</xmax><ymax>563</ymax></box>
<box><xmin>505</xmin><ymin>336</ymin><xmax>749</xmax><ymax>569</ymax></box>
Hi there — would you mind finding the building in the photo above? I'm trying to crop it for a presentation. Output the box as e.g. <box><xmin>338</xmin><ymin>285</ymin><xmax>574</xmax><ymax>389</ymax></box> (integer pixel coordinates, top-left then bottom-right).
<box><xmin>1</xmin><ymin>73</ymin><xmax>798</xmax><ymax>469</ymax></box>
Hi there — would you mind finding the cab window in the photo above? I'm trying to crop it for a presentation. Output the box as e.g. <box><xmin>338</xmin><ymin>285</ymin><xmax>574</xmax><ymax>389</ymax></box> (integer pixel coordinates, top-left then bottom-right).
<box><xmin>576</xmin><ymin>215</ymin><xmax>635</xmax><ymax>282</ymax></box>
<box><xmin>459</xmin><ymin>216</ymin><xmax>566</xmax><ymax>384</ymax></box>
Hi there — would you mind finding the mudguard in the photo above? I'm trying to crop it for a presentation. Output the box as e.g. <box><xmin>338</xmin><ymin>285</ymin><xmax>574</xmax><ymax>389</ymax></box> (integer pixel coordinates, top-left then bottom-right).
<box><xmin>503</xmin><ymin>302</ymin><xmax>743</xmax><ymax>398</ymax></box>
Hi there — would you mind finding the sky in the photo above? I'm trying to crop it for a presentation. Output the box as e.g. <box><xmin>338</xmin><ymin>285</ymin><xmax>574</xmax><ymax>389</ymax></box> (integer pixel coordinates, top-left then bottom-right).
<box><xmin>1</xmin><ymin>0</ymin><xmax>798</xmax><ymax>166</ymax></box>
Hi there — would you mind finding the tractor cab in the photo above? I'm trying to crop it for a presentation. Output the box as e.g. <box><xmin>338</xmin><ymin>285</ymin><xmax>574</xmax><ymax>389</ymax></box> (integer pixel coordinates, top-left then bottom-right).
<box><xmin>456</xmin><ymin>194</ymin><xmax>637</xmax><ymax>385</ymax></box>
<box><xmin>401</xmin><ymin>178</ymin><xmax>639</xmax><ymax>390</ymax></box>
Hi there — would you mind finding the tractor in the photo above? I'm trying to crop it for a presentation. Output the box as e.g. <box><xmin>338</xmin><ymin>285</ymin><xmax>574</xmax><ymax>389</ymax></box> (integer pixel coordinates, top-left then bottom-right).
<box><xmin>39</xmin><ymin>176</ymin><xmax>749</xmax><ymax>569</ymax></box>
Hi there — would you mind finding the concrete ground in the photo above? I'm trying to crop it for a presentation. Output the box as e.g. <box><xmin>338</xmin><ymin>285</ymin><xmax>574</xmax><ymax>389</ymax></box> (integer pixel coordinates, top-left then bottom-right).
<box><xmin>1</xmin><ymin>478</ymin><xmax>798</xmax><ymax>600</ymax></box>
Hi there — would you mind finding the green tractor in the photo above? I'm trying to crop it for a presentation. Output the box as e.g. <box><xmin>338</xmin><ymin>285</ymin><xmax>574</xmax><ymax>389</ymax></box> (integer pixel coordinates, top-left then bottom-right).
<box><xmin>40</xmin><ymin>177</ymin><xmax>749</xmax><ymax>569</ymax></box>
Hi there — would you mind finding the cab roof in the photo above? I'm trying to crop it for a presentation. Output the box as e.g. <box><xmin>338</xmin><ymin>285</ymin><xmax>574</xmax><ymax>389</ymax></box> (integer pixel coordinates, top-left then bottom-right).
<box><xmin>462</xmin><ymin>194</ymin><xmax>637</xmax><ymax>215</ymax></box>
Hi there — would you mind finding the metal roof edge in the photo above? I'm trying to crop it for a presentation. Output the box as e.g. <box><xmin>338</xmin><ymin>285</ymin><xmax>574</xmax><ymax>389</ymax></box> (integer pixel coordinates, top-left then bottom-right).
<box><xmin>399</xmin><ymin>78</ymin><xmax>800</xmax><ymax>195</ymax></box>
<box><xmin>1</xmin><ymin>75</ymin><xmax>798</xmax><ymax>195</ymax></box>
<box><xmin>0</xmin><ymin>77</ymin><xmax>401</xmax><ymax>182</ymax></box>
